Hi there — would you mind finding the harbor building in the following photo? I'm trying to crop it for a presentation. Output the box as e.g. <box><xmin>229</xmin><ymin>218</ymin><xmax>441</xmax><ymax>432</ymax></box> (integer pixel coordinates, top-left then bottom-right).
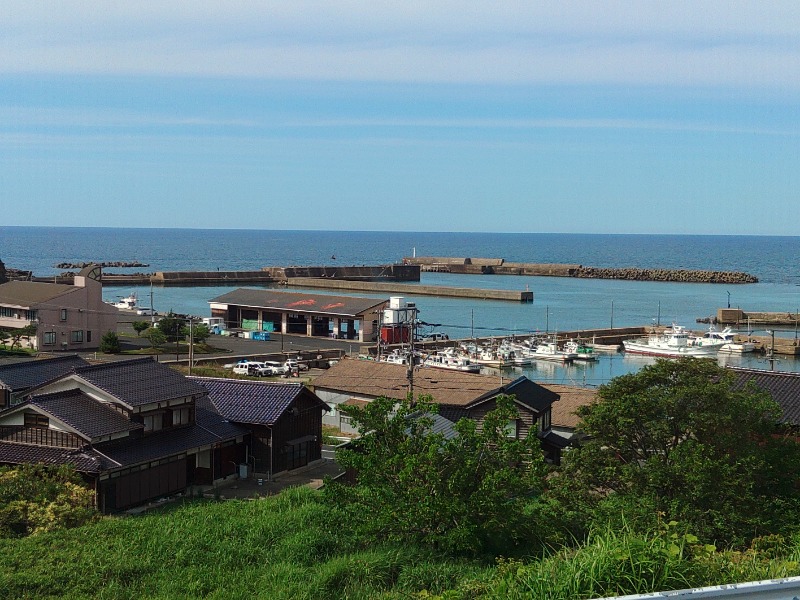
<box><xmin>208</xmin><ymin>288</ymin><xmax>387</xmax><ymax>342</ymax></box>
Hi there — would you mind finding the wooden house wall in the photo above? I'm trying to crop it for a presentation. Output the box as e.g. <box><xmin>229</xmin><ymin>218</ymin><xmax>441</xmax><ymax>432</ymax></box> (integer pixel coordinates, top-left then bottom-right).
<box><xmin>271</xmin><ymin>392</ymin><xmax>323</xmax><ymax>475</ymax></box>
<box><xmin>464</xmin><ymin>396</ymin><xmax>539</xmax><ymax>438</ymax></box>
<box><xmin>99</xmin><ymin>456</ymin><xmax>187</xmax><ymax>513</ymax></box>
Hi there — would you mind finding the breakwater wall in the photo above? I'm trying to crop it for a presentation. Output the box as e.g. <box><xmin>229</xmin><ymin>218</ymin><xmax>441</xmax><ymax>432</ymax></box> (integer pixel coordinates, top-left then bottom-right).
<box><xmin>403</xmin><ymin>257</ymin><xmax>758</xmax><ymax>284</ymax></box>
<box><xmin>716</xmin><ymin>308</ymin><xmax>800</xmax><ymax>327</ymax></box>
<box><xmin>38</xmin><ymin>264</ymin><xmax>421</xmax><ymax>286</ymax></box>
<box><xmin>284</xmin><ymin>277</ymin><xmax>533</xmax><ymax>302</ymax></box>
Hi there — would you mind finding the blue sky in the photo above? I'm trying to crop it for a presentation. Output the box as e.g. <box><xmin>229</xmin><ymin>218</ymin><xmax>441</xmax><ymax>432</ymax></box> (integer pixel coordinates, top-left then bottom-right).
<box><xmin>1</xmin><ymin>2</ymin><xmax>798</xmax><ymax>234</ymax></box>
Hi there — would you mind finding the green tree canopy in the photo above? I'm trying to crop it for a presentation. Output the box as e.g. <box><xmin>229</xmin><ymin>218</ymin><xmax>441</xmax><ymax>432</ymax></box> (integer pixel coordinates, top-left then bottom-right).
<box><xmin>142</xmin><ymin>327</ymin><xmax>166</xmax><ymax>352</ymax></box>
<box><xmin>131</xmin><ymin>321</ymin><xmax>150</xmax><ymax>337</ymax></box>
<box><xmin>326</xmin><ymin>395</ymin><xmax>549</xmax><ymax>555</ymax></box>
<box><xmin>99</xmin><ymin>331</ymin><xmax>121</xmax><ymax>354</ymax></box>
<box><xmin>190</xmin><ymin>323</ymin><xmax>210</xmax><ymax>345</ymax></box>
<box><xmin>553</xmin><ymin>357</ymin><xmax>800</xmax><ymax>547</ymax></box>
<box><xmin>156</xmin><ymin>312</ymin><xmax>186</xmax><ymax>343</ymax></box>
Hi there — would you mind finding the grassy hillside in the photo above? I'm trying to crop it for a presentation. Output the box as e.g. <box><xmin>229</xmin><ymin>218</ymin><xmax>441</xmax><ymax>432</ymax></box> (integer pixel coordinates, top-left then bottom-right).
<box><xmin>3</xmin><ymin>487</ymin><xmax>800</xmax><ymax>599</ymax></box>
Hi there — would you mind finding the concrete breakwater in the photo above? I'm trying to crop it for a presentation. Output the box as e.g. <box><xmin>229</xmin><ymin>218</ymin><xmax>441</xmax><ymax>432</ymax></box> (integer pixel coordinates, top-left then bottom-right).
<box><xmin>403</xmin><ymin>257</ymin><xmax>758</xmax><ymax>284</ymax></box>
<box><xmin>285</xmin><ymin>277</ymin><xmax>534</xmax><ymax>302</ymax></box>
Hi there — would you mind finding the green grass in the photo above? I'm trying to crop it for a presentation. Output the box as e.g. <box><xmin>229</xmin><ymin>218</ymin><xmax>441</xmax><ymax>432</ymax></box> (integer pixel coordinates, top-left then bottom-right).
<box><xmin>2</xmin><ymin>488</ymin><xmax>799</xmax><ymax>600</ymax></box>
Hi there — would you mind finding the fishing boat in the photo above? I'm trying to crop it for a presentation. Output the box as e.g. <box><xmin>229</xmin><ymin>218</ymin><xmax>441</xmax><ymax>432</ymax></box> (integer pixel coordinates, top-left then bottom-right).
<box><xmin>695</xmin><ymin>325</ymin><xmax>756</xmax><ymax>353</ymax></box>
<box><xmin>563</xmin><ymin>340</ymin><xmax>599</xmax><ymax>361</ymax></box>
<box><xmin>623</xmin><ymin>324</ymin><xmax>725</xmax><ymax>357</ymax></box>
<box><xmin>530</xmin><ymin>337</ymin><xmax>577</xmax><ymax>362</ymax></box>
<box><xmin>105</xmin><ymin>292</ymin><xmax>138</xmax><ymax>310</ymax></box>
<box><xmin>422</xmin><ymin>351</ymin><xmax>481</xmax><ymax>373</ymax></box>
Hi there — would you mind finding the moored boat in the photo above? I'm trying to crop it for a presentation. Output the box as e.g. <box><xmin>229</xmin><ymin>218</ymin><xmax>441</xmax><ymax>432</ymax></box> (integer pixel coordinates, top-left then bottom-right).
<box><xmin>105</xmin><ymin>291</ymin><xmax>138</xmax><ymax>310</ymax></box>
<box><xmin>623</xmin><ymin>324</ymin><xmax>725</xmax><ymax>357</ymax></box>
<box><xmin>696</xmin><ymin>326</ymin><xmax>756</xmax><ymax>353</ymax></box>
<box><xmin>563</xmin><ymin>340</ymin><xmax>599</xmax><ymax>361</ymax></box>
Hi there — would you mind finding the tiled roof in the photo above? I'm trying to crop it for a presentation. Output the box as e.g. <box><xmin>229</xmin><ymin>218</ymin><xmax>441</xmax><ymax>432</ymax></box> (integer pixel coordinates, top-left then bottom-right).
<box><xmin>477</xmin><ymin>377</ymin><xmax>560</xmax><ymax>414</ymax></box>
<box><xmin>71</xmin><ymin>358</ymin><xmax>206</xmax><ymax>408</ymax></box>
<box><xmin>29</xmin><ymin>389</ymin><xmax>142</xmax><ymax>440</ymax></box>
<box><xmin>544</xmin><ymin>384</ymin><xmax>599</xmax><ymax>429</ymax></box>
<box><xmin>0</xmin><ymin>441</ymin><xmax>110</xmax><ymax>474</ymax></box>
<box><xmin>208</xmin><ymin>288</ymin><xmax>386</xmax><ymax>317</ymax></box>
<box><xmin>730</xmin><ymin>368</ymin><xmax>800</xmax><ymax>426</ymax></box>
<box><xmin>191</xmin><ymin>377</ymin><xmax>308</xmax><ymax>425</ymax></box>
<box><xmin>0</xmin><ymin>280</ymin><xmax>77</xmax><ymax>306</ymax></box>
<box><xmin>311</xmin><ymin>358</ymin><xmax>506</xmax><ymax>406</ymax></box>
<box><xmin>194</xmin><ymin>395</ymin><xmax>250</xmax><ymax>439</ymax></box>
<box><xmin>312</xmin><ymin>358</ymin><xmax>558</xmax><ymax>413</ymax></box>
<box><xmin>0</xmin><ymin>355</ymin><xmax>89</xmax><ymax>392</ymax></box>
<box><xmin>96</xmin><ymin>413</ymin><xmax>247</xmax><ymax>468</ymax></box>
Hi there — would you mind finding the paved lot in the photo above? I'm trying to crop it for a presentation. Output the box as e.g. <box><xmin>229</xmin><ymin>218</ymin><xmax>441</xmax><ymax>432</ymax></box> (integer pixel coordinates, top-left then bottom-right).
<box><xmin>204</xmin><ymin>459</ymin><xmax>345</xmax><ymax>500</ymax></box>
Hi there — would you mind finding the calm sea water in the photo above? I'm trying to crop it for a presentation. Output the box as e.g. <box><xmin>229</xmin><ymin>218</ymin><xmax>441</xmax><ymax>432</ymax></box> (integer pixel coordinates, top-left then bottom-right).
<box><xmin>3</xmin><ymin>227</ymin><xmax>800</xmax><ymax>385</ymax></box>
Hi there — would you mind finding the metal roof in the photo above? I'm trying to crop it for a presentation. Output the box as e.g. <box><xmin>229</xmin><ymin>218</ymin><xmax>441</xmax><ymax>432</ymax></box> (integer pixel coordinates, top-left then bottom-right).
<box><xmin>0</xmin><ymin>280</ymin><xmax>77</xmax><ymax>306</ymax></box>
<box><xmin>208</xmin><ymin>288</ymin><xmax>386</xmax><ymax>317</ymax></box>
<box><xmin>311</xmin><ymin>357</ymin><xmax>558</xmax><ymax>413</ymax></box>
<box><xmin>0</xmin><ymin>355</ymin><xmax>89</xmax><ymax>392</ymax></box>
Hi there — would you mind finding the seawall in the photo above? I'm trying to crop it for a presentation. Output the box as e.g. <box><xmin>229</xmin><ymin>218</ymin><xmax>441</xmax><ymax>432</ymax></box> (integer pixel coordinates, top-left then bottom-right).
<box><xmin>403</xmin><ymin>257</ymin><xmax>758</xmax><ymax>283</ymax></box>
<box><xmin>284</xmin><ymin>277</ymin><xmax>533</xmax><ymax>302</ymax></box>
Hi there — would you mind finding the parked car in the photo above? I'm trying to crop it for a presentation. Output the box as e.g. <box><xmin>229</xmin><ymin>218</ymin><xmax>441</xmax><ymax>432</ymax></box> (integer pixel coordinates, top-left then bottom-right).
<box><xmin>284</xmin><ymin>359</ymin><xmax>308</xmax><ymax>373</ymax></box>
<box><xmin>262</xmin><ymin>361</ymin><xmax>288</xmax><ymax>375</ymax></box>
<box><xmin>232</xmin><ymin>360</ymin><xmax>263</xmax><ymax>375</ymax></box>
<box><xmin>136</xmin><ymin>307</ymin><xmax>158</xmax><ymax>316</ymax></box>
<box><xmin>418</xmin><ymin>332</ymin><xmax>449</xmax><ymax>342</ymax></box>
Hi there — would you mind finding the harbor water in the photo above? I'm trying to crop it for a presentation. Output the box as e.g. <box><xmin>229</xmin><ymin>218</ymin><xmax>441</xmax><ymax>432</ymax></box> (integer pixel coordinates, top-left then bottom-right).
<box><xmin>3</xmin><ymin>227</ymin><xmax>799</xmax><ymax>386</ymax></box>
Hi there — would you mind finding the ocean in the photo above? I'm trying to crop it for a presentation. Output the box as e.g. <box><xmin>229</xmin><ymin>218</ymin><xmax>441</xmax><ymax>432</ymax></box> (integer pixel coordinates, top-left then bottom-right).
<box><xmin>3</xmin><ymin>227</ymin><xmax>800</xmax><ymax>386</ymax></box>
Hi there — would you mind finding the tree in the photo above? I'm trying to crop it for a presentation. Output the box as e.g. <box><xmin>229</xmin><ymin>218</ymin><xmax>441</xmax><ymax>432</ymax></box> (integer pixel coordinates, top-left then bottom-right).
<box><xmin>131</xmin><ymin>321</ymin><xmax>150</xmax><ymax>337</ymax></box>
<box><xmin>325</xmin><ymin>395</ymin><xmax>549</xmax><ymax>555</ymax></box>
<box><xmin>8</xmin><ymin>324</ymin><xmax>37</xmax><ymax>350</ymax></box>
<box><xmin>553</xmin><ymin>357</ymin><xmax>800</xmax><ymax>547</ymax></box>
<box><xmin>191</xmin><ymin>323</ymin><xmax>210</xmax><ymax>346</ymax></box>
<box><xmin>156</xmin><ymin>311</ymin><xmax>185</xmax><ymax>343</ymax></box>
<box><xmin>142</xmin><ymin>328</ymin><xmax>166</xmax><ymax>352</ymax></box>
<box><xmin>100</xmin><ymin>331</ymin><xmax>121</xmax><ymax>354</ymax></box>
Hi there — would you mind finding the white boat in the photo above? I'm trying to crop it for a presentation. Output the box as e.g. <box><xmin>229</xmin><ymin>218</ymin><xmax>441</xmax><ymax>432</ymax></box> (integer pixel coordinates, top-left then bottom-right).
<box><xmin>422</xmin><ymin>352</ymin><xmax>481</xmax><ymax>373</ymax></box>
<box><xmin>106</xmin><ymin>292</ymin><xmax>138</xmax><ymax>310</ymax></box>
<box><xmin>623</xmin><ymin>324</ymin><xmax>725</xmax><ymax>357</ymax></box>
<box><xmin>697</xmin><ymin>326</ymin><xmax>756</xmax><ymax>353</ymax></box>
<box><xmin>530</xmin><ymin>338</ymin><xmax>577</xmax><ymax>362</ymax></box>
<box><xmin>563</xmin><ymin>340</ymin><xmax>599</xmax><ymax>361</ymax></box>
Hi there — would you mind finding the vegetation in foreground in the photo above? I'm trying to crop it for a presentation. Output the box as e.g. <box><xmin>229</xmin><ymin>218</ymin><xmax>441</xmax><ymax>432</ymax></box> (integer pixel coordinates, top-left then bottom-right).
<box><xmin>2</xmin><ymin>486</ymin><xmax>800</xmax><ymax>600</ymax></box>
<box><xmin>4</xmin><ymin>358</ymin><xmax>800</xmax><ymax>598</ymax></box>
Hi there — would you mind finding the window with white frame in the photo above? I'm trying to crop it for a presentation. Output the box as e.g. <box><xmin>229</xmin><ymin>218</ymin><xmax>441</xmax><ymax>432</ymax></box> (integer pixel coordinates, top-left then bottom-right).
<box><xmin>43</xmin><ymin>332</ymin><xmax>56</xmax><ymax>345</ymax></box>
<box><xmin>70</xmin><ymin>330</ymin><xmax>83</xmax><ymax>343</ymax></box>
<box><xmin>60</xmin><ymin>309</ymin><xmax>67</xmax><ymax>321</ymax></box>
<box><xmin>505</xmin><ymin>419</ymin><xmax>518</xmax><ymax>438</ymax></box>
<box><xmin>142</xmin><ymin>413</ymin><xmax>164</xmax><ymax>433</ymax></box>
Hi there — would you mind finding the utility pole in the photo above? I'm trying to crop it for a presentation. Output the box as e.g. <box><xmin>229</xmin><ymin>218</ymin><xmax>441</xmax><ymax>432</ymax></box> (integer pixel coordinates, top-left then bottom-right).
<box><xmin>407</xmin><ymin>306</ymin><xmax>416</xmax><ymax>404</ymax></box>
<box><xmin>188</xmin><ymin>317</ymin><xmax>194</xmax><ymax>375</ymax></box>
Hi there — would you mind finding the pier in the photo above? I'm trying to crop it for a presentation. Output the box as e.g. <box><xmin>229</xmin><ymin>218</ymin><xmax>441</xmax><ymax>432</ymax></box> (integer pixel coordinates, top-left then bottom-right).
<box><xmin>404</xmin><ymin>257</ymin><xmax>758</xmax><ymax>284</ymax></box>
<box><xmin>285</xmin><ymin>277</ymin><xmax>533</xmax><ymax>302</ymax></box>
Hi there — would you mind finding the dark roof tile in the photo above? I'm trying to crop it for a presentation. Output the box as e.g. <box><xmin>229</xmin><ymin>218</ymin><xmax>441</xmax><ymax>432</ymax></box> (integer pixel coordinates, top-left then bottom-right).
<box><xmin>191</xmin><ymin>377</ymin><xmax>307</xmax><ymax>425</ymax></box>
<box><xmin>29</xmin><ymin>389</ymin><xmax>142</xmax><ymax>439</ymax></box>
<box><xmin>72</xmin><ymin>359</ymin><xmax>206</xmax><ymax>407</ymax></box>
<box><xmin>0</xmin><ymin>355</ymin><xmax>89</xmax><ymax>392</ymax></box>
<box><xmin>0</xmin><ymin>441</ymin><xmax>109</xmax><ymax>474</ymax></box>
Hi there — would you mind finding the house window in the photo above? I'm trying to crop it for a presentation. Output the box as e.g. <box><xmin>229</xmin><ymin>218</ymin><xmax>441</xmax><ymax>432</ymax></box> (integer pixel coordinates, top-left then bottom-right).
<box><xmin>505</xmin><ymin>419</ymin><xmax>518</xmax><ymax>438</ymax></box>
<box><xmin>70</xmin><ymin>330</ymin><xmax>83</xmax><ymax>343</ymax></box>
<box><xmin>539</xmin><ymin>410</ymin><xmax>551</xmax><ymax>433</ymax></box>
<box><xmin>43</xmin><ymin>332</ymin><xmax>57</xmax><ymax>345</ymax></box>
<box><xmin>24</xmin><ymin>413</ymin><xmax>49</xmax><ymax>428</ymax></box>
<box><xmin>142</xmin><ymin>413</ymin><xmax>164</xmax><ymax>433</ymax></box>
<box><xmin>0</xmin><ymin>307</ymin><xmax>12</xmax><ymax>318</ymax></box>
<box><xmin>171</xmin><ymin>407</ymin><xmax>192</xmax><ymax>426</ymax></box>
<box><xmin>60</xmin><ymin>309</ymin><xmax>67</xmax><ymax>321</ymax></box>
<box><xmin>87</xmin><ymin>330</ymin><xmax>92</xmax><ymax>343</ymax></box>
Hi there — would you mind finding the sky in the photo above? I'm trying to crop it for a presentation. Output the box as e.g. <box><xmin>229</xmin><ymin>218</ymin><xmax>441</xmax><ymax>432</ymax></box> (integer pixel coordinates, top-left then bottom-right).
<box><xmin>1</xmin><ymin>1</ymin><xmax>799</xmax><ymax>234</ymax></box>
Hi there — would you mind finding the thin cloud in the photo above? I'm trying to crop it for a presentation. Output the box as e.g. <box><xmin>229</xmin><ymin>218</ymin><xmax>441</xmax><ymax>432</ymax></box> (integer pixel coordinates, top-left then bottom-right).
<box><xmin>1</xmin><ymin>1</ymin><xmax>798</xmax><ymax>87</ymax></box>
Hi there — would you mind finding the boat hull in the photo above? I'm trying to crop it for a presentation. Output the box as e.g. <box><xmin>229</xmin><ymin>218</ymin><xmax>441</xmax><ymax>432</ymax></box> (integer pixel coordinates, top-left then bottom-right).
<box><xmin>622</xmin><ymin>341</ymin><xmax>721</xmax><ymax>357</ymax></box>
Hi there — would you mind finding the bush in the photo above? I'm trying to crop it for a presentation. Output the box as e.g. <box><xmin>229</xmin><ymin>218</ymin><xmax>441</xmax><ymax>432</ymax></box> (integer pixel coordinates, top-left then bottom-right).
<box><xmin>100</xmin><ymin>331</ymin><xmax>121</xmax><ymax>353</ymax></box>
